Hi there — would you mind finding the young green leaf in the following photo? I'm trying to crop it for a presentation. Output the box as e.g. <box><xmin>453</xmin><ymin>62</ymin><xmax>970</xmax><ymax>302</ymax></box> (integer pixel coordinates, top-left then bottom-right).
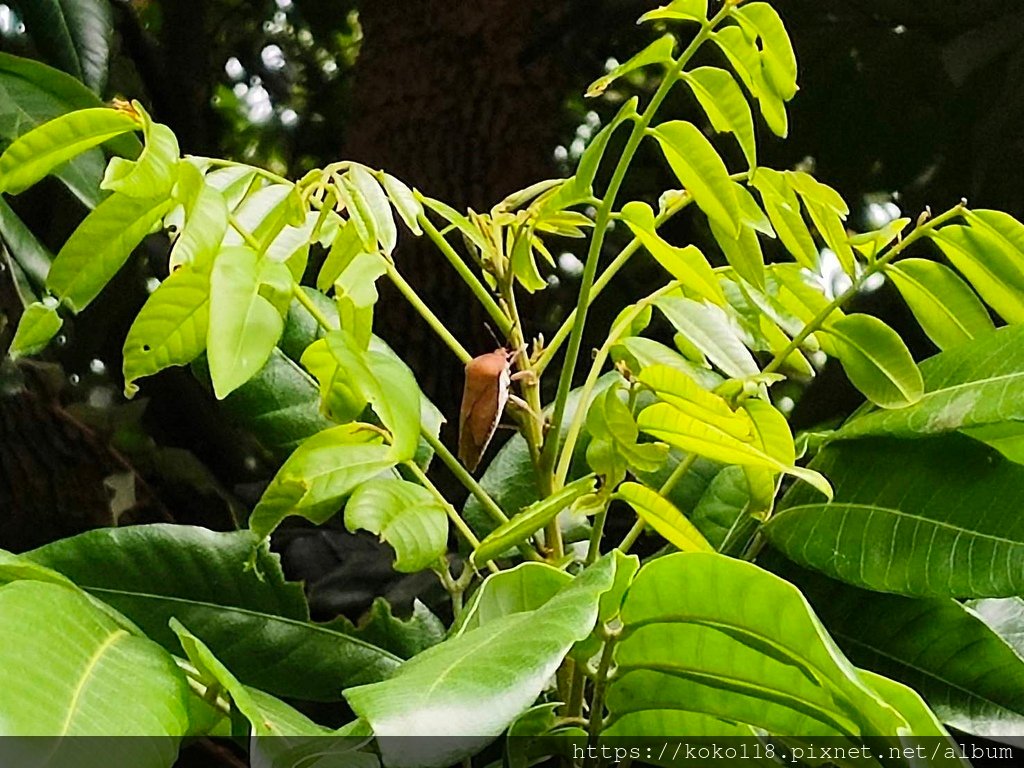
<box><xmin>787</xmin><ymin>172</ymin><xmax>854</xmax><ymax>275</ymax></box>
<box><xmin>380</xmin><ymin>172</ymin><xmax>423</xmax><ymax>235</ymax></box>
<box><xmin>301</xmin><ymin>337</ymin><xmax>368</xmax><ymax>423</ymax></box>
<box><xmin>249</xmin><ymin>423</ymin><xmax>396</xmax><ymax>542</ymax></box>
<box><xmin>656</xmin><ymin>295</ymin><xmax>759</xmax><ymax>378</ymax></box>
<box><xmin>8</xmin><ymin>300</ymin><xmax>62</xmax><ymax>360</ymax></box>
<box><xmin>169</xmin><ymin>167</ymin><xmax>228</xmax><ymax>270</ymax></box>
<box><xmin>620</xmin><ymin>201</ymin><xmax>723</xmax><ymax>304</ymax></box>
<box><xmin>930</xmin><ymin>224</ymin><xmax>1024</xmax><ymax>323</ymax></box>
<box><xmin>639</xmin><ymin>364</ymin><xmax>753</xmax><ymax>441</ymax></box>
<box><xmin>46</xmin><ymin>192</ymin><xmax>174</xmax><ymax>312</ymax></box>
<box><xmin>849</xmin><ymin>217</ymin><xmax>910</xmax><ymax>259</ymax></box>
<box><xmin>886</xmin><ymin>258</ymin><xmax>994</xmax><ymax>351</ymax></box>
<box><xmin>348</xmin><ymin>164</ymin><xmax>398</xmax><ymax>256</ymax></box>
<box><xmin>335</xmin><ymin>251</ymin><xmax>389</xmax><ymax>349</ymax></box>
<box><xmin>638</xmin><ymin>0</ymin><xmax>707</xmax><ymax>24</ymax></box>
<box><xmin>207</xmin><ymin>246</ymin><xmax>289</xmax><ymax>399</ymax></box>
<box><xmin>123</xmin><ymin>263</ymin><xmax>210</xmax><ymax>396</ymax></box>
<box><xmin>100</xmin><ymin>103</ymin><xmax>179</xmax><ymax>198</ymax></box>
<box><xmin>711</xmin><ymin>26</ymin><xmax>788</xmax><ymax>137</ymax></box>
<box><xmin>472</xmin><ymin>475</ymin><xmax>598</xmax><ymax>567</ymax></box>
<box><xmin>649</xmin><ymin>120</ymin><xmax>741</xmax><ymax>237</ymax></box>
<box><xmin>344</xmin><ymin>479</ymin><xmax>447</xmax><ymax>573</ymax></box>
<box><xmin>0</xmin><ymin>107</ymin><xmax>139</xmax><ymax>195</ymax></box>
<box><xmin>822</xmin><ymin>313</ymin><xmax>924</xmax><ymax>409</ymax></box>
<box><xmin>733</xmin><ymin>3</ymin><xmax>799</xmax><ymax>101</ymax></box>
<box><xmin>586</xmin><ymin>385</ymin><xmax>668</xmax><ymax>482</ymax></box>
<box><xmin>682</xmin><ymin>66</ymin><xmax>757</xmax><ymax>169</ymax></box>
<box><xmin>751</xmin><ymin>168</ymin><xmax>819</xmax><ymax>270</ymax></box>
<box><xmin>617</xmin><ymin>481</ymin><xmax>713</xmax><ymax>552</ymax></box>
<box><xmin>586</xmin><ymin>35</ymin><xmax>675</xmax><ymax>98</ymax></box>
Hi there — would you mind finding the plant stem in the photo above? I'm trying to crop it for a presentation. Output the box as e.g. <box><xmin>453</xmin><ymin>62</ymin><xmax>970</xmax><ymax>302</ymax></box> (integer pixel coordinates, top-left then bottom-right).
<box><xmin>535</xmin><ymin>193</ymin><xmax>693</xmax><ymax>377</ymax></box>
<box><xmin>406</xmin><ymin>460</ymin><xmax>499</xmax><ymax>574</ymax></box>
<box><xmin>196</xmin><ymin>156</ymin><xmax>292</xmax><ymax>186</ymax></box>
<box><xmin>418</xmin><ymin>212</ymin><xmax>512</xmax><ymax>338</ymax></box>
<box><xmin>586</xmin><ymin>628</ymin><xmax>620</xmax><ymax>749</ymax></box>
<box><xmin>618</xmin><ymin>453</ymin><xmax>698</xmax><ymax>553</ymax></box>
<box><xmin>385</xmin><ymin>262</ymin><xmax>472</xmax><ymax>364</ymax></box>
<box><xmin>553</xmin><ymin>282</ymin><xmax>679</xmax><ymax>488</ymax></box>
<box><xmin>227</xmin><ymin>213</ymin><xmax>261</xmax><ymax>251</ymax></box>
<box><xmin>538</xmin><ymin>9</ymin><xmax>728</xmax><ymax>487</ymax></box>
<box><xmin>291</xmin><ymin>283</ymin><xmax>335</xmax><ymax>332</ymax></box>
<box><xmin>763</xmin><ymin>203</ymin><xmax>966</xmax><ymax>375</ymax></box>
<box><xmin>420</xmin><ymin>427</ymin><xmax>509</xmax><ymax>526</ymax></box>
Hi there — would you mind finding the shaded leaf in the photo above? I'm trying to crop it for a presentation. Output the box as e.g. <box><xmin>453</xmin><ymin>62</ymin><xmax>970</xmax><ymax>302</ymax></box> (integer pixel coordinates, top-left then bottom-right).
<box><xmin>823</xmin><ymin>313</ymin><xmax>923</xmax><ymax>409</ymax></box>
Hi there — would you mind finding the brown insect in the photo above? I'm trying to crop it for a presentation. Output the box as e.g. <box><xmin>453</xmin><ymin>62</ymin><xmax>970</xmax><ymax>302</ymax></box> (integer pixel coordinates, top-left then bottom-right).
<box><xmin>458</xmin><ymin>348</ymin><xmax>515</xmax><ymax>472</ymax></box>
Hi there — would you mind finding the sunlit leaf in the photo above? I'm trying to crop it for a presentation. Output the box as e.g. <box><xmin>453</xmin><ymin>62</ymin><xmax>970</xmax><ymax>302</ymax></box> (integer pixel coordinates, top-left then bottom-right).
<box><xmin>380</xmin><ymin>172</ymin><xmax>422</xmax><ymax>235</ymax></box>
<box><xmin>823</xmin><ymin>313</ymin><xmax>923</xmax><ymax>409</ymax></box>
<box><xmin>638</xmin><ymin>0</ymin><xmax>707</xmax><ymax>24</ymax></box>
<box><xmin>886</xmin><ymin>258</ymin><xmax>994</xmax><ymax>351</ymax></box>
<box><xmin>123</xmin><ymin>262</ymin><xmax>210</xmax><ymax>396</ymax></box>
<box><xmin>751</xmin><ymin>168</ymin><xmax>818</xmax><ymax>270</ymax></box>
<box><xmin>682</xmin><ymin>66</ymin><xmax>757</xmax><ymax>169</ymax></box>
<box><xmin>348</xmin><ymin>165</ymin><xmax>398</xmax><ymax>256</ymax></box>
<box><xmin>587</xmin><ymin>35</ymin><xmax>675</xmax><ymax>98</ymax></box>
<box><xmin>930</xmin><ymin>224</ymin><xmax>1024</xmax><ymax>324</ymax></box>
<box><xmin>46</xmin><ymin>192</ymin><xmax>174</xmax><ymax>312</ymax></box>
<box><xmin>453</xmin><ymin>562</ymin><xmax>572</xmax><ymax>636</ymax></box>
<box><xmin>8</xmin><ymin>300</ymin><xmax>62</xmax><ymax>360</ymax></box>
<box><xmin>656</xmin><ymin>295</ymin><xmax>759</xmax><ymax>378</ymax></box>
<box><xmin>101</xmin><ymin>103</ymin><xmax>179</xmax><ymax>198</ymax></box>
<box><xmin>617</xmin><ymin>481</ymin><xmax>713</xmax><ymax>552</ymax></box>
<box><xmin>733</xmin><ymin>3</ymin><xmax>798</xmax><ymax>101</ymax></box>
<box><xmin>345</xmin><ymin>479</ymin><xmax>447</xmax><ymax>573</ymax></box>
<box><xmin>649</xmin><ymin>120</ymin><xmax>741</xmax><ymax>237</ymax></box>
<box><xmin>711</xmin><ymin>26</ymin><xmax>788</xmax><ymax>137</ymax></box>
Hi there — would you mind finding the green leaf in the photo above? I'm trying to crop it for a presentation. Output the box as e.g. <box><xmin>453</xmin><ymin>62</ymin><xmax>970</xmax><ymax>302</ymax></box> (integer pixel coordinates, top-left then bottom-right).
<box><xmin>169</xmin><ymin>167</ymin><xmax>228</xmax><ymax>270</ymax></box>
<box><xmin>691</xmin><ymin>464</ymin><xmax>754</xmax><ymax>550</ymax></box>
<box><xmin>655</xmin><ymin>295</ymin><xmax>759</xmax><ymax>378</ymax></box>
<box><xmin>169</xmin><ymin>622</ymin><xmax>339</xmax><ymax>749</ymax></box>
<box><xmin>611</xmin><ymin>336</ymin><xmax>722</xmax><ymax>390</ymax></box>
<box><xmin>348</xmin><ymin>165</ymin><xmax>398</xmax><ymax>256</ymax></box>
<box><xmin>637</xmin><ymin>368</ymin><xmax>831</xmax><ymax>499</ymax></box>
<box><xmin>207</xmin><ymin>246</ymin><xmax>289</xmax><ymax>399</ymax></box>
<box><xmin>344</xmin><ymin>597</ymin><xmax>445</xmax><ymax>660</ymax></box>
<box><xmin>649</xmin><ymin>121</ymin><xmax>740</xmax><ymax>237</ymax></box>
<box><xmin>682</xmin><ymin>66</ymin><xmax>757</xmax><ymax>169</ymax></box>
<box><xmin>638</xmin><ymin>0</ymin><xmax>706</xmax><ymax>24</ymax></box>
<box><xmin>0</xmin><ymin>196</ymin><xmax>52</xmax><ymax>289</ymax></box>
<box><xmin>8</xmin><ymin>299</ymin><xmax>62</xmax><ymax>359</ymax></box>
<box><xmin>101</xmin><ymin>105</ymin><xmax>179</xmax><ymax>198</ymax></box>
<box><xmin>16</xmin><ymin>0</ymin><xmax>113</xmax><ymax>93</ymax></box>
<box><xmin>0</xmin><ymin>53</ymin><xmax>140</xmax><ymax>206</ymax></box>
<box><xmin>620</xmin><ymin>201</ymin><xmax>723</xmax><ymax>304</ymax></box>
<box><xmin>345</xmin><ymin>479</ymin><xmax>447</xmax><ymax>573</ymax></box>
<box><xmin>772</xmin><ymin>434</ymin><xmax>1024</xmax><ymax>597</ymax></box>
<box><xmin>789</xmin><ymin>173</ymin><xmax>855</xmax><ymax>275</ymax></box>
<box><xmin>711</xmin><ymin>26</ymin><xmax>787</xmax><ymax>137</ymax></box>
<box><xmin>0</xmin><ymin>579</ymin><xmax>189</xmax><ymax>745</ymax></box>
<box><xmin>822</xmin><ymin>313</ymin><xmax>924</xmax><ymax>409</ymax></box>
<box><xmin>334</xmin><ymin>251</ymin><xmax>388</xmax><ymax>349</ymax></box>
<box><xmin>771</xmin><ymin>558</ymin><xmax>1024</xmax><ymax>739</ymax></box>
<box><xmin>454</xmin><ymin>561</ymin><xmax>573</xmax><ymax>636</ymax></box>
<box><xmin>301</xmin><ymin>337</ymin><xmax>368</xmax><ymax>423</ymax></box>
<box><xmin>46</xmin><ymin>192</ymin><xmax>173</xmax><ymax>311</ymax></box>
<box><xmin>964</xmin><ymin>421</ymin><xmax>1024</xmax><ymax>465</ymax></box>
<box><xmin>605</xmin><ymin>552</ymin><xmax>914</xmax><ymax>738</ymax></box>
<box><xmin>123</xmin><ymin>263</ymin><xmax>210</xmax><ymax>396</ymax></box>
<box><xmin>0</xmin><ymin>107</ymin><xmax>137</xmax><ymax>196</ymax></box>
<box><xmin>836</xmin><ymin>324</ymin><xmax>1024</xmax><ymax>440</ymax></box>
<box><xmin>472</xmin><ymin>475</ymin><xmax>598</xmax><ymax>567</ymax></box>
<box><xmin>930</xmin><ymin>224</ymin><xmax>1024</xmax><ymax>323</ymax></box>
<box><xmin>323</xmin><ymin>330</ymin><xmax>423</xmax><ymax>460</ymax></box>
<box><xmin>345</xmin><ymin>556</ymin><xmax>617</xmax><ymax>768</ymax></box>
<box><xmin>250</xmin><ymin>423</ymin><xmax>397</xmax><ymax>541</ymax></box>
<box><xmin>617</xmin><ymin>481</ymin><xmax>713</xmax><ymax>552</ymax></box>
<box><xmin>27</xmin><ymin>525</ymin><xmax>400</xmax><ymax>700</ymax></box>
<box><xmin>751</xmin><ymin>168</ymin><xmax>818</xmax><ymax>269</ymax></box>
<box><xmin>553</xmin><ymin>98</ymin><xmax>638</xmax><ymax>207</ymax></box>
<box><xmin>886</xmin><ymin>258</ymin><xmax>994</xmax><ymax>351</ymax></box>
<box><xmin>733</xmin><ymin>2</ymin><xmax>798</xmax><ymax>101</ymax></box>
<box><xmin>586</xmin><ymin>384</ymin><xmax>669</xmax><ymax>480</ymax></box>
<box><xmin>380</xmin><ymin>172</ymin><xmax>422</xmax><ymax>235</ymax></box>
<box><xmin>586</xmin><ymin>35</ymin><xmax>675</xmax><ymax>98</ymax></box>
<box><xmin>850</xmin><ymin>218</ymin><xmax>911</xmax><ymax>259</ymax></box>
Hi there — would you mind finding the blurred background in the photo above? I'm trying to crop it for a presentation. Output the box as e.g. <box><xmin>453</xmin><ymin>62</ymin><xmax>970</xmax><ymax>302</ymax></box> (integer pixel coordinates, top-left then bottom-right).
<box><xmin>0</xmin><ymin>0</ymin><xmax>1022</xmax><ymax>622</ymax></box>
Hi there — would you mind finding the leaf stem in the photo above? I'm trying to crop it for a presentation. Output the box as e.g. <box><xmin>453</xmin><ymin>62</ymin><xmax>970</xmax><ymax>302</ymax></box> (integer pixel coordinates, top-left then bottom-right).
<box><xmin>405</xmin><ymin>460</ymin><xmax>499</xmax><ymax>574</ymax></box>
<box><xmin>227</xmin><ymin>213</ymin><xmax>261</xmax><ymax>251</ymax></box>
<box><xmin>763</xmin><ymin>202</ymin><xmax>966</xmax><ymax>375</ymax></box>
<box><xmin>291</xmin><ymin>283</ymin><xmax>335</xmax><ymax>332</ymax></box>
<box><xmin>385</xmin><ymin>262</ymin><xmax>472</xmax><ymax>364</ymax></box>
<box><xmin>417</xmin><ymin>212</ymin><xmax>512</xmax><ymax>338</ymax></box>
<box><xmin>586</xmin><ymin>627</ymin><xmax>620</xmax><ymax>749</ymax></box>
<box><xmin>420</xmin><ymin>426</ymin><xmax>509</xmax><ymax>526</ymax></box>
<box><xmin>539</xmin><ymin>9</ymin><xmax>729</xmax><ymax>486</ymax></box>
